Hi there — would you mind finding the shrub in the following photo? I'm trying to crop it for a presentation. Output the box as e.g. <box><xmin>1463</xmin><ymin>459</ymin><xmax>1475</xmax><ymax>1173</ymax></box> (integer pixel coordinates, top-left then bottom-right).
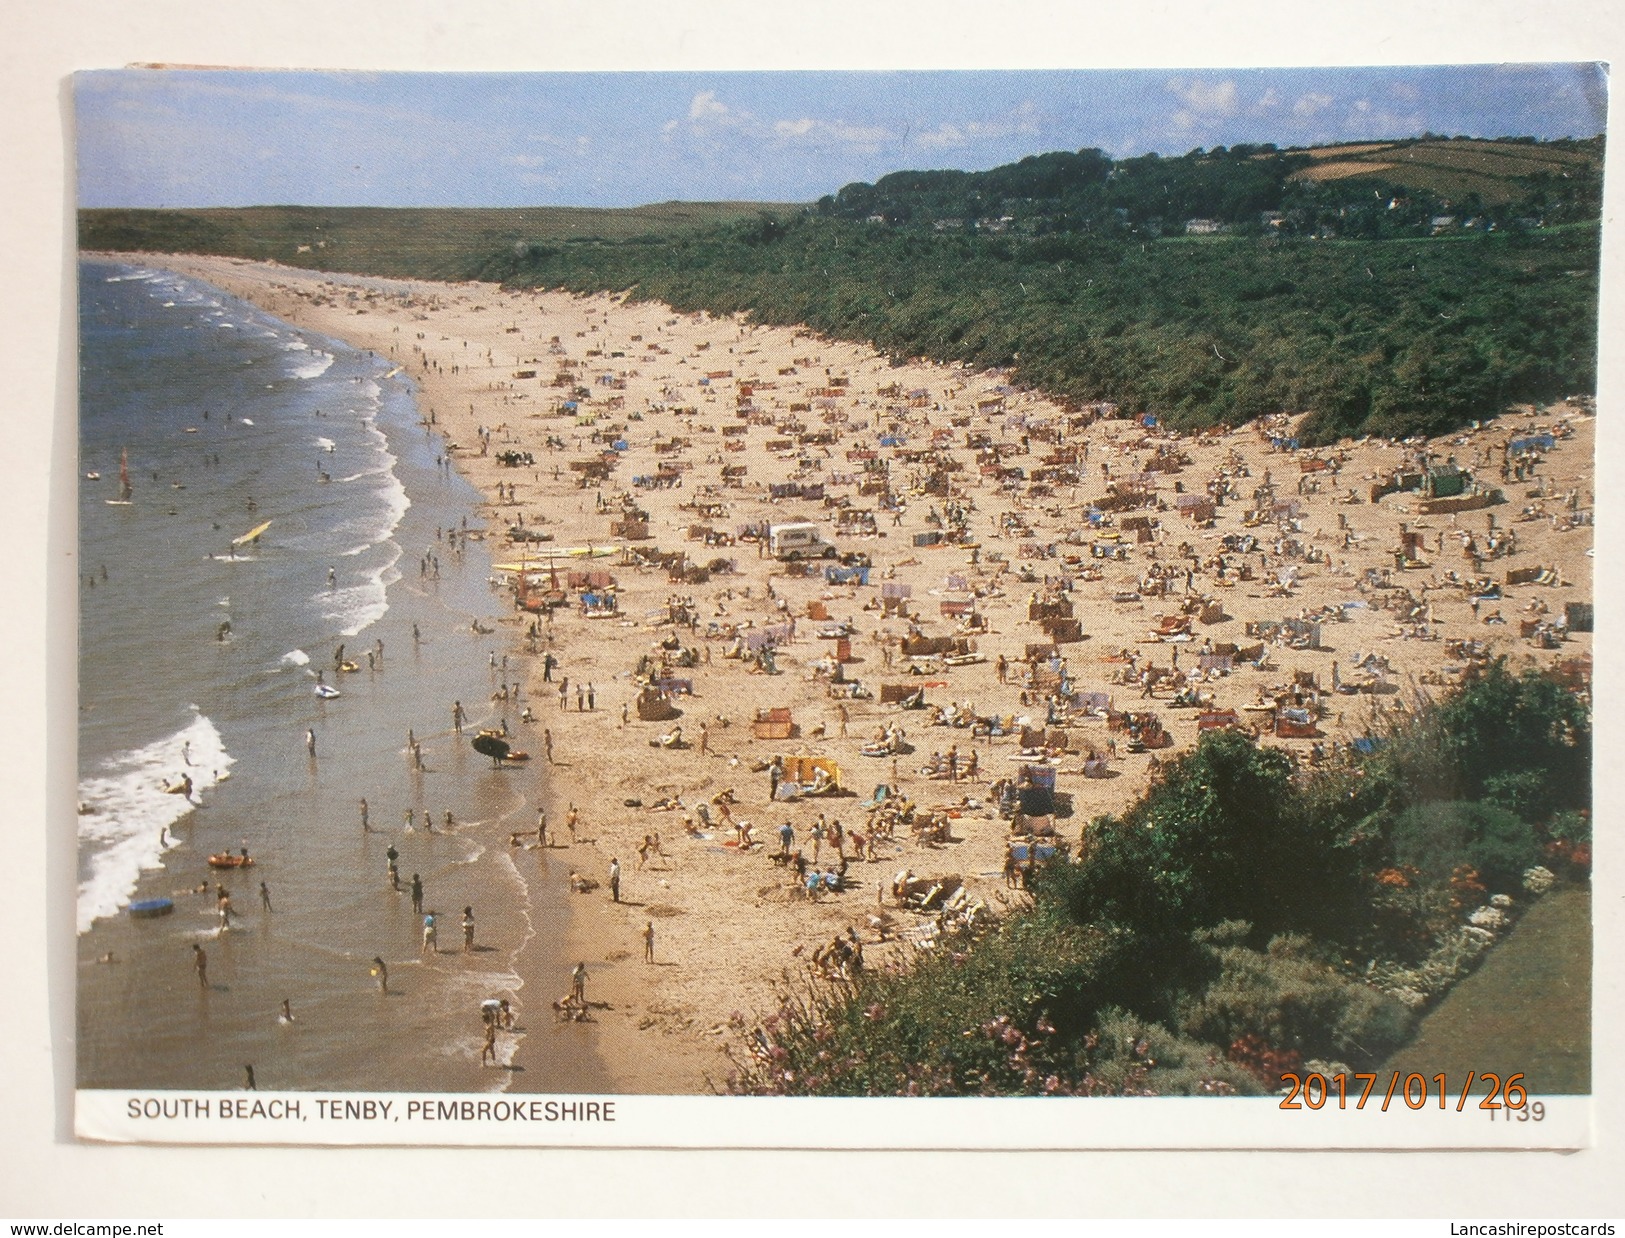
<box><xmin>1085</xmin><ymin>1008</ymin><xmax>1263</xmax><ymax>1096</ymax></box>
<box><xmin>1056</xmin><ymin>730</ymin><xmax>1365</xmax><ymax>942</ymax></box>
<box><xmin>1547</xmin><ymin>809</ymin><xmax>1590</xmax><ymax>845</ymax></box>
<box><xmin>1178</xmin><ymin>926</ymin><xmax>1415</xmax><ymax>1067</ymax></box>
<box><xmin>1387</xmin><ymin>800</ymin><xmax>1541</xmax><ymax>895</ymax></box>
<box><xmin>1369</xmin><ymin>925</ymin><xmax>1498</xmax><ymax>1007</ymax></box>
<box><xmin>726</xmin><ymin>912</ymin><xmax>1137</xmax><ymax>1096</ymax></box>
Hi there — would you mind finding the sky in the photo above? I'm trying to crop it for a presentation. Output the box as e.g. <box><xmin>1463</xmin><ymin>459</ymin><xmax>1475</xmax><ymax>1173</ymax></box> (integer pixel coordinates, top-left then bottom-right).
<box><xmin>75</xmin><ymin>64</ymin><xmax>1608</xmax><ymax>209</ymax></box>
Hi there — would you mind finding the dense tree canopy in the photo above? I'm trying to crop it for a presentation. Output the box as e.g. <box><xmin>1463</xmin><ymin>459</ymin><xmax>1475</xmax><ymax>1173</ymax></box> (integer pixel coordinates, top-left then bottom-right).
<box><xmin>479</xmin><ymin>212</ymin><xmax>1598</xmax><ymax>444</ymax></box>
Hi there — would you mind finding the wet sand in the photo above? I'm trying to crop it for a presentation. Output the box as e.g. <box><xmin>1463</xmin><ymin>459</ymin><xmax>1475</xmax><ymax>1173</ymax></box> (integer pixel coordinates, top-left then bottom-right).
<box><xmin>112</xmin><ymin>251</ymin><xmax>1594</xmax><ymax>1094</ymax></box>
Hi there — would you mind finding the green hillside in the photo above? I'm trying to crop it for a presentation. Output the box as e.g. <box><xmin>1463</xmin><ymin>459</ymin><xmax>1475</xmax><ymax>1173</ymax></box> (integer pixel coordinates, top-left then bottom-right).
<box><xmin>79</xmin><ymin>201</ymin><xmax>800</xmax><ymax>282</ymax></box>
<box><xmin>78</xmin><ymin>135</ymin><xmax>1602</xmax><ymax>443</ymax></box>
<box><xmin>1292</xmin><ymin>137</ymin><xmax>1601</xmax><ymax>207</ymax></box>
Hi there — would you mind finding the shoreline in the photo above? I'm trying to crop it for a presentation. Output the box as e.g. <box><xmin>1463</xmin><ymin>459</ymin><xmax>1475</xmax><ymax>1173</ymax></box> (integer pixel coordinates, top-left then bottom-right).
<box><xmin>90</xmin><ymin>250</ymin><xmax>1594</xmax><ymax>1096</ymax></box>
<box><xmin>75</xmin><ymin>261</ymin><xmax>555</xmax><ymax>1093</ymax></box>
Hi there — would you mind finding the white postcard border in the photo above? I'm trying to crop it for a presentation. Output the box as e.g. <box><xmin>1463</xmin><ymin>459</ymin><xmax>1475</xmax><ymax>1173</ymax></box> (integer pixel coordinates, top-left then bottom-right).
<box><xmin>75</xmin><ymin>1088</ymin><xmax>1590</xmax><ymax>1150</ymax></box>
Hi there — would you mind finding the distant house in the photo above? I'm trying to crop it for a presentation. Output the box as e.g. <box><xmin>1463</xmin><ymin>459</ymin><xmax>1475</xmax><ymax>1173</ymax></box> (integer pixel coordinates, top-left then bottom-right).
<box><xmin>1430</xmin><ymin>215</ymin><xmax>1458</xmax><ymax>234</ymax></box>
<box><xmin>933</xmin><ymin>219</ymin><xmax>965</xmax><ymax>232</ymax></box>
<box><xmin>1259</xmin><ymin>211</ymin><xmax>1286</xmax><ymax>230</ymax></box>
<box><xmin>1184</xmin><ymin>218</ymin><xmax>1224</xmax><ymax>235</ymax></box>
<box><xmin>866</xmin><ymin>214</ymin><xmax>888</xmax><ymax>225</ymax></box>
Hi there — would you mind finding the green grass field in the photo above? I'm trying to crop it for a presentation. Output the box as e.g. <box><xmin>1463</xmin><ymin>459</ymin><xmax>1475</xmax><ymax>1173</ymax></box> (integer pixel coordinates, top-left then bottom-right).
<box><xmin>1381</xmin><ymin>885</ymin><xmax>1591</xmax><ymax>1096</ymax></box>
<box><xmin>79</xmin><ymin>201</ymin><xmax>802</xmax><ymax>281</ymax></box>
<box><xmin>1293</xmin><ymin>137</ymin><xmax>1599</xmax><ymax>204</ymax></box>
<box><xmin>1290</xmin><ymin>138</ymin><xmax>1597</xmax><ymax>206</ymax></box>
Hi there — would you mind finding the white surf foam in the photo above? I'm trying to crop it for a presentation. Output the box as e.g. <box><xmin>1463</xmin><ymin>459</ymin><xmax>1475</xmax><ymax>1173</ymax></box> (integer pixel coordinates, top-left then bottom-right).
<box><xmin>290</xmin><ymin>352</ymin><xmax>334</xmax><ymax>380</ymax></box>
<box><xmin>315</xmin><ymin>546</ymin><xmax>404</xmax><ymax>636</ymax></box>
<box><xmin>76</xmin><ymin>711</ymin><xmax>236</xmax><ymax>934</ymax></box>
<box><xmin>279</xmin><ymin>649</ymin><xmax>310</xmax><ymax>668</ymax></box>
<box><xmin>329</xmin><ymin>420</ymin><xmax>412</xmax><ymax>563</ymax></box>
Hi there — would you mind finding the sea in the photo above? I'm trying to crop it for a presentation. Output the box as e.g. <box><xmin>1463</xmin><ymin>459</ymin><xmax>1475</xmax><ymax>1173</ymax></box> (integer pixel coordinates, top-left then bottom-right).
<box><xmin>75</xmin><ymin>259</ymin><xmax>601</xmax><ymax>1094</ymax></box>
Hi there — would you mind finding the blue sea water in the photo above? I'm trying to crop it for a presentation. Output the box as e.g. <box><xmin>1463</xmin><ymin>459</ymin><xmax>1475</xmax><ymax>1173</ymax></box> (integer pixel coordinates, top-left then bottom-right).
<box><xmin>78</xmin><ymin>262</ymin><xmax>412</xmax><ymax>928</ymax></box>
<box><xmin>76</xmin><ymin>261</ymin><xmax>578</xmax><ymax>1092</ymax></box>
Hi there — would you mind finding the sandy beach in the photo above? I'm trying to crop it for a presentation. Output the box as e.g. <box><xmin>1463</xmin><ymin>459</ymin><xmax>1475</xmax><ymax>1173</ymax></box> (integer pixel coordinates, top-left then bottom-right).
<box><xmin>108</xmin><ymin>251</ymin><xmax>1594</xmax><ymax>1095</ymax></box>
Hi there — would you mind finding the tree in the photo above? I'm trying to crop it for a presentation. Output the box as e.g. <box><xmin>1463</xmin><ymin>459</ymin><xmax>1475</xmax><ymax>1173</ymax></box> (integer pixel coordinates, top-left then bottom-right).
<box><xmin>1052</xmin><ymin>731</ymin><xmax>1363</xmax><ymax>942</ymax></box>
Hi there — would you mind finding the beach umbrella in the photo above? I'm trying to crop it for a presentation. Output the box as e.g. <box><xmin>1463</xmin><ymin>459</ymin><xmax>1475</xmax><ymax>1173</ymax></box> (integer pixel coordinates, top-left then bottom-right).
<box><xmin>471</xmin><ymin>733</ymin><xmax>511</xmax><ymax>765</ymax></box>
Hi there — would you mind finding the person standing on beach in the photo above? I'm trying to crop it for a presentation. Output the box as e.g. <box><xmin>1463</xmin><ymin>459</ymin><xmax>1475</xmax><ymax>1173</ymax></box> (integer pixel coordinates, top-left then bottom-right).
<box><xmin>536</xmin><ymin>809</ymin><xmax>548</xmax><ymax>848</ymax></box>
<box><xmin>566</xmin><ymin>804</ymin><xmax>578</xmax><ymax>843</ymax></box>
<box><xmin>306</xmin><ymin>728</ymin><xmax>317</xmax><ymax>758</ymax></box>
<box><xmin>576</xmin><ymin>685</ymin><xmax>585</xmax><ymax>712</ymax></box>
<box><xmin>462</xmin><ymin>906</ymin><xmax>476</xmax><ymax>952</ymax></box>
<box><xmin>543</xmin><ymin>652</ymin><xmax>556</xmax><ymax>682</ymax></box>
<box><xmin>699</xmin><ymin>722</ymin><xmax>709</xmax><ymax>755</ymax></box>
<box><xmin>608</xmin><ymin>858</ymin><xmax>621</xmax><ymax>903</ymax></box>
<box><xmin>587</xmin><ymin>683</ymin><xmax>595</xmax><ymax>711</ymax></box>
<box><xmin>259</xmin><ymin>881</ymin><xmax>272</xmax><ymax>913</ymax></box>
<box><xmin>371</xmin><ymin>957</ymin><xmax>389</xmax><ymax>993</ymax></box>
<box><xmin>192</xmin><ymin>943</ymin><xmax>208</xmax><ymax>989</ymax></box>
<box><xmin>769</xmin><ymin>755</ymin><xmax>783</xmax><ymax>803</ymax></box>
<box><xmin>360</xmin><ymin>798</ymin><xmax>370</xmax><ymax>833</ymax></box>
<box><xmin>452</xmin><ymin>701</ymin><xmax>465</xmax><ymax>735</ymax></box>
<box><xmin>643</xmin><ymin>920</ymin><xmax>655</xmax><ymax>964</ymax></box>
<box><xmin>544</xmin><ymin>729</ymin><xmax>554</xmax><ymax>765</ymax></box>
<box><xmin>481</xmin><ymin>1018</ymin><xmax>498</xmax><ymax>1066</ymax></box>
<box><xmin>422</xmin><ymin>913</ymin><xmax>438</xmax><ymax>954</ymax></box>
<box><xmin>571</xmin><ymin>962</ymin><xmax>587</xmax><ymax>1006</ymax></box>
<box><xmin>410</xmin><ymin>873</ymin><xmax>424</xmax><ymax>915</ymax></box>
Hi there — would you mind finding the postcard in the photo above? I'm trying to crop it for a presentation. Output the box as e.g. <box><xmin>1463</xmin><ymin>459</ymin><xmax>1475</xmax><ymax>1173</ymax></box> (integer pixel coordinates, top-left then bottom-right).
<box><xmin>71</xmin><ymin>65</ymin><xmax>1599</xmax><ymax>1149</ymax></box>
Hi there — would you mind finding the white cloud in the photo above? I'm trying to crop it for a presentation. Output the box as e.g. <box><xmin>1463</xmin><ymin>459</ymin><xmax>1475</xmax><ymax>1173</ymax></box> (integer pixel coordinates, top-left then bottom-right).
<box><xmin>915</xmin><ymin>123</ymin><xmax>966</xmax><ymax>150</ymax></box>
<box><xmin>688</xmin><ymin>90</ymin><xmax>732</xmax><ymax>123</ymax></box>
<box><xmin>1294</xmin><ymin>92</ymin><xmax>1336</xmax><ymax>118</ymax></box>
<box><xmin>1256</xmin><ymin>88</ymin><xmax>1282</xmax><ymax>111</ymax></box>
<box><xmin>1170</xmin><ymin>78</ymin><xmax>1238</xmax><ymax>117</ymax></box>
<box><xmin>913</xmin><ymin>102</ymin><xmax>1042</xmax><ymax>151</ymax></box>
<box><xmin>824</xmin><ymin>120</ymin><xmax>892</xmax><ymax>145</ymax></box>
<box><xmin>764</xmin><ymin>116</ymin><xmax>893</xmax><ymax>151</ymax></box>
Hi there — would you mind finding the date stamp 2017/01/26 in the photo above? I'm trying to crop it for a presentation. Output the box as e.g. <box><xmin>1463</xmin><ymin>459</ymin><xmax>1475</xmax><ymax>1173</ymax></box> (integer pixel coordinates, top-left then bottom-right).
<box><xmin>1279</xmin><ymin>1071</ymin><xmax>1545</xmax><ymax>1118</ymax></box>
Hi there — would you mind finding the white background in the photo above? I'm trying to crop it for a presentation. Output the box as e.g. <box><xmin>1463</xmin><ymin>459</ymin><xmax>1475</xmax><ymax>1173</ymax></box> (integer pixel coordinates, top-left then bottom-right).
<box><xmin>4</xmin><ymin>0</ymin><xmax>1622</xmax><ymax>1218</ymax></box>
